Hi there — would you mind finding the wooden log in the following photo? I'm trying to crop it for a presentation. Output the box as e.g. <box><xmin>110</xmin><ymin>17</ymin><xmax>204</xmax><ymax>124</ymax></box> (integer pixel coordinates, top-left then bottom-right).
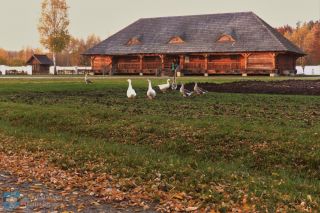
<box><xmin>159</xmin><ymin>54</ymin><xmax>165</xmax><ymax>70</ymax></box>
<box><xmin>204</xmin><ymin>54</ymin><xmax>208</xmax><ymax>72</ymax></box>
<box><xmin>139</xmin><ymin>55</ymin><xmax>143</xmax><ymax>71</ymax></box>
<box><xmin>247</xmin><ymin>53</ymin><xmax>273</xmax><ymax>70</ymax></box>
<box><xmin>91</xmin><ymin>55</ymin><xmax>112</xmax><ymax>72</ymax></box>
<box><xmin>241</xmin><ymin>53</ymin><xmax>249</xmax><ymax>70</ymax></box>
<box><xmin>271</xmin><ymin>53</ymin><xmax>277</xmax><ymax>70</ymax></box>
<box><xmin>179</xmin><ymin>55</ymin><xmax>184</xmax><ymax>70</ymax></box>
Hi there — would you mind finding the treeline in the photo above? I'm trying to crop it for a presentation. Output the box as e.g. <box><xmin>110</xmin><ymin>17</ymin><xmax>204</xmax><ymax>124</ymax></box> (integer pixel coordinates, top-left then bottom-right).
<box><xmin>0</xmin><ymin>34</ymin><xmax>101</xmax><ymax>66</ymax></box>
<box><xmin>0</xmin><ymin>48</ymin><xmax>42</xmax><ymax>66</ymax></box>
<box><xmin>278</xmin><ymin>21</ymin><xmax>320</xmax><ymax>65</ymax></box>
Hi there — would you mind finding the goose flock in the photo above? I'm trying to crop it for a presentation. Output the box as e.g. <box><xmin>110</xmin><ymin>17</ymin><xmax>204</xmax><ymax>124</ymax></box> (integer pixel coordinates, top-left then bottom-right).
<box><xmin>83</xmin><ymin>75</ymin><xmax>207</xmax><ymax>99</ymax></box>
<box><xmin>126</xmin><ymin>79</ymin><xmax>207</xmax><ymax>99</ymax></box>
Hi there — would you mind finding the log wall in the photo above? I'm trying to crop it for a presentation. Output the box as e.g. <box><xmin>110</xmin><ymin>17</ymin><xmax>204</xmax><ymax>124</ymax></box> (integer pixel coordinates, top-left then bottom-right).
<box><xmin>142</xmin><ymin>56</ymin><xmax>161</xmax><ymax>74</ymax></box>
<box><xmin>92</xmin><ymin>56</ymin><xmax>112</xmax><ymax>72</ymax></box>
<box><xmin>247</xmin><ymin>53</ymin><xmax>274</xmax><ymax>70</ymax></box>
<box><xmin>277</xmin><ymin>54</ymin><xmax>296</xmax><ymax>72</ymax></box>
<box><xmin>208</xmin><ymin>55</ymin><xmax>242</xmax><ymax>74</ymax></box>
<box><xmin>184</xmin><ymin>55</ymin><xmax>205</xmax><ymax>73</ymax></box>
<box><xmin>90</xmin><ymin>52</ymin><xmax>299</xmax><ymax>75</ymax></box>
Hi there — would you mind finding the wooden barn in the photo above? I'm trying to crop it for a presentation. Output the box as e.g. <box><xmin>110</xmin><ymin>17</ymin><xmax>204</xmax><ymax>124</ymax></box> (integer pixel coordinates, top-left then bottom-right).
<box><xmin>84</xmin><ymin>12</ymin><xmax>305</xmax><ymax>76</ymax></box>
<box><xmin>26</xmin><ymin>54</ymin><xmax>53</xmax><ymax>75</ymax></box>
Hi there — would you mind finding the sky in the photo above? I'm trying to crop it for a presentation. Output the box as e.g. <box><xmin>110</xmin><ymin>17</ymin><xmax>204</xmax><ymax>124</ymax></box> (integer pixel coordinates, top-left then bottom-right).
<box><xmin>0</xmin><ymin>0</ymin><xmax>319</xmax><ymax>51</ymax></box>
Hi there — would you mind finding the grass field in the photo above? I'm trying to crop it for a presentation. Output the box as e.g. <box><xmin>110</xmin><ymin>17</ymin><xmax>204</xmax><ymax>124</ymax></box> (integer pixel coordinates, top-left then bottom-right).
<box><xmin>0</xmin><ymin>76</ymin><xmax>319</xmax><ymax>211</ymax></box>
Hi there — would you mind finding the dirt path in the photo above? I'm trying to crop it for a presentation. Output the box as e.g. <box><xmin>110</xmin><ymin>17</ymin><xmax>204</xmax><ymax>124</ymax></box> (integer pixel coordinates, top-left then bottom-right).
<box><xmin>185</xmin><ymin>80</ymin><xmax>320</xmax><ymax>96</ymax></box>
<box><xmin>0</xmin><ymin>171</ymin><xmax>154</xmax><ymax>212</ymax></box>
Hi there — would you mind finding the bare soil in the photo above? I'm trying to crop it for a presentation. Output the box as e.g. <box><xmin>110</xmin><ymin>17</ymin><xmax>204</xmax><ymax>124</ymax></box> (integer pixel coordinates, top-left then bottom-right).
<box><xmin>185</xmin><ymin>80</ymin><xmax>320</xmax><ymax>96</ymax></box>
<box><xmin>0</xmin><ymin>171</ymin><xmax>154</xmax><ymax>212</ymax></box>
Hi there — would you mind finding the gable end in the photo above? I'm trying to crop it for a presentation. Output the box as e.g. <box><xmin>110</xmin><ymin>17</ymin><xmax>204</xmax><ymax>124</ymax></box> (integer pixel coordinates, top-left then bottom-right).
<box><xmin>127</xmin><ymin>37</ymin><xmax>141</xmax><ymax>45</ymax></box>
<box><xmin>168</xmin><ymin>36</ymin><xmax>184</xmax><ymax>44</ymax></box>
<box><xmin>217</xmin><ymin>34</ymin><xmax>236</xmax><ymax>42</ymax></box>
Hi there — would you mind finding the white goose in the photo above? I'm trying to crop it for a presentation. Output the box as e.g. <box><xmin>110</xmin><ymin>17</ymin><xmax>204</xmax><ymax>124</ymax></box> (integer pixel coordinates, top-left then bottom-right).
<box><xmin>194</xmin><ymin>83</ymin><xmax>208</xmax><ymax>95</ymax></box>
<box><xmin>180</xmin><ymin>83</ymin><xmax>193</xmax><ymax>97</ymax></box>
<box><xmin>85</xmin><ymin>73</ymin><xmax>93</xmax><ymax>84</ymax></box>
<box><xmin>127</xmin><ymin>79</ymin><xmax>137</xmax><ymax>98</ymax></box>
<box><xmin>147</xmin><ymin>79</ymin><xmax>156</xmax><ymax>99</ymax></box>
<box><xmin>157</xmin><ymin>79</ymin><xmax>171</xmax><ymax>93</ymax></box>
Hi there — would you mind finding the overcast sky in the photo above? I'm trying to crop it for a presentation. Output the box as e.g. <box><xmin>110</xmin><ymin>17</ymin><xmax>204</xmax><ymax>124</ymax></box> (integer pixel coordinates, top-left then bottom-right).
<box><xmin>1</xmin><ymin>0</ymin><xmax>319</xmax><ymax>51</ymax></box>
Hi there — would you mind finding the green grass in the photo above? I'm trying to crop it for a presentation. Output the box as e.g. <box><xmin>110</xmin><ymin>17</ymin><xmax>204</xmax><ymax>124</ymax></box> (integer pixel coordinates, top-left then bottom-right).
<box><xmin>0</xmin><ymin>76</ymin><xmax>319</xmax><ymax>211</ymax></box>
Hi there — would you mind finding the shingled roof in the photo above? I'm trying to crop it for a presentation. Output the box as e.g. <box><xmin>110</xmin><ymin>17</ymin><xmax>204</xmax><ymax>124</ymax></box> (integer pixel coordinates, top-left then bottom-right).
<box><xmin>84</xmin><ymin>12</ymin><xmax>304</xmax><ymax>55</ymax></box>
<box><xmin>26</xmin><ymin>54</ymin><xmax>53</xmax><ymax>65</ymax></box>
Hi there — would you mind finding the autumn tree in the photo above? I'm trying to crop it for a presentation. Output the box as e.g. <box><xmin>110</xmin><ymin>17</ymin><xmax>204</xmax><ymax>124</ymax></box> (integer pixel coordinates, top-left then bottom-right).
<box><xmin>277</xmin><ymin>24</ymin><xmax>293</xmax><ymax>35</ymax></box>
<box><xmin>0</xmin><ymin>48</ymin><xmax>8</xmax><ymax>65</ymax></box>
<box><xmin>38</xmin><ymin>0</ymin><xmax>70</xmax><ymax>74</ymax></box>
<box><xmin>305</xmin><ymin>25</ymin><xmax>320</xmax><ymax>64</ymax></box>
<box><xmin>0</xmin><ymin>47</ymin><xmax>42</xmax><ymax>66</ymax></box>
<box><xmin>278</xmin><ymin>21</ymin><xmax>320</xmax><ymax>66</ymax></box>
<box><xmin>56</xmin><ymin>34</ymin><xmax>101</xmax><ymax>66</ymax></box>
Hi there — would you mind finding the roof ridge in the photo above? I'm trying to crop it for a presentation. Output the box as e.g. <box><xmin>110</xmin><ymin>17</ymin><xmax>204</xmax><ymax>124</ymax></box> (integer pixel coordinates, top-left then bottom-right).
<box><xmin>139</xmin><ymin>11</ymin><xmax>253</xmax><ymax>20</ymax></box>
<box><xmin>251</xmin><ymin>13</ymin><xmax>287</xmax><ymax>50</ymax></box>
<box><xmin>31</xmin><ymin>54</ymin><xmax>42</xmax><ymax>64</ymax></box>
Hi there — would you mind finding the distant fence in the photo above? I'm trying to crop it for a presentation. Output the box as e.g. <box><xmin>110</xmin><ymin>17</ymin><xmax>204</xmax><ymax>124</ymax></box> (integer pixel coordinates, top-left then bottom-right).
<box><xmin>49</xmin><ymin>66</ymin><xmax>92</xmax><ymax>75</ymax></box>
<box><xmin>1</xmin><ymin>65</ymin><xmax>319</xmax><ymax>76</ymax></box>
<box><xmin>296</xmin><ymin>66</ymin><xmax>320</xmax><ymax>75</ymax></box>
<box><xmin>0</xmin><ymin>65</ymin><xmax>92</xmax><ymax>75</ymax></box>
<box><xmin>0</xmin><ymin>65</ymin><xmax>32</xmax><ymax>75</ymax></box>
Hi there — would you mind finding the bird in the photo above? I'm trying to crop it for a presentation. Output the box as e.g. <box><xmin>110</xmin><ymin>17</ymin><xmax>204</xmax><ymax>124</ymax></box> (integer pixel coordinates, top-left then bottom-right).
<box><xmin>85</xmin><ymin>73</ymin><xmax>93</xmax><ymax>84</ymax></box>
<box><xmin>127</xmin><ymin>79</ymin><xmax>137</xmax><ymax>98</ymax></box>
<box><xmin>147</xmin><ymin>79</ymin><xmax>156</xmax><ymax>99</ymax></box>
<box><xmin>194</xmin><ymin>82</ymin><xmax>208</xmax><ymax>95</ymax></box>
<box><xmin>180</xmin><ymin>83</ymin><xmax>193</xmax><ymax>97</ymax></box>
<box><xmin>157</xmin><ymin>79</ymin><xmax>171</xmax><ymax>93</ymax></box>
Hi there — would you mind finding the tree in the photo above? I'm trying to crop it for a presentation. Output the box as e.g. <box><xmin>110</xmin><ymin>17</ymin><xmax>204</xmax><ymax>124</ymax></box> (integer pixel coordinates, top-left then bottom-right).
<box><xmin>277</xmin><ymin>25</ymin><xmax>293</xmax><ymax>35</ymax></box>
<box><xmin>305</xmin><ymin>25</ymin><xmax>320</xmax><ymax>65</ymax></box>
<box><xmin>38</xmin><ymin>0</ymin><xmax>70</xmax><ymax>75</ymax></box>
<box><xmin>278</xmin><ymin>21</ymin><xmax>320</xmax><ymax>66</ymax></box>
<box><xmin>56</xmin><ymin>34</ymin><xmax>101</xmax><ymax>66</ymax></box>
<box><xmin>0</xmin><ymin>48</ymin><xmax>8</xmax><ymax>65</ymax></box>
<box><xmin>0</xmin><ymin>57</ymin><xmax>7</xmax><ymax>65</ymax></box>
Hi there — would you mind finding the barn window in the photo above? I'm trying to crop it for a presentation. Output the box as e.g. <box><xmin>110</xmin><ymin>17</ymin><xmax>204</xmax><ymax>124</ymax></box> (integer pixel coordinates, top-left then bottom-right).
<box><xmin>168</xmin><ymin>36</ymin><xmax>184</xmax><ymax>44</ymax></box>
<box><xmin>217</xmin><ymin>34</ymin><xmax>236</xmax><ymax>42</ymax></box>
<box><xmin>127</xmin><ymin>37</ymin><xmax>141</xmax><ymax>45</ymax></box>
<box><xmin>217</xmin><ymin>29</ymin><xmax>237</xmax><ymax>42</ymax></box>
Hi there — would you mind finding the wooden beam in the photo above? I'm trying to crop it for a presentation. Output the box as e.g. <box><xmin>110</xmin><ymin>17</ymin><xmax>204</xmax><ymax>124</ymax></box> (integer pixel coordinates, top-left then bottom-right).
<box><xmin>179</xmin><ymin>55</ymin><xmax>184</xmax><ymax>70</ymax></box>
<box><xmin>91</xmin><ymin>56</ymin><xmax>98</xmax><ymax>70</ymax></box>
<box><xmin>245</xmin><ymin>54</ymin><xmax>248</xmax><ymax>70</ymax></box>
<box><xmin>204</xmin><ymin>54</ymin><xmax>208</xmax><ymax>71</ymax></box>
<box><xmin>91</xmin><ymin>57</ymin><xmax>94</xmax><ymax>68</ymax></box>
<box><xmin>108</xmin><ymin>56</ymin><xmax>113</xmax><ymax>72</ymax></box>
<box><xmin>139</xmin><ymin>55</ymin><xmax>143</xmax><ymax>71</ymax></box>
<box><xmin>159</xmin><ymin>54</ymin><xmax>165</xmax><ymax>70</ymax></box>
<box><xmin>271</xmin><ymin>53</ymin><xmax>277</xmax><ymax>70</ymax></box>
<box><xmin>242</xmin><ymin>53</ymin><xmax>249</xmax><ymax>70</ymax></box>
